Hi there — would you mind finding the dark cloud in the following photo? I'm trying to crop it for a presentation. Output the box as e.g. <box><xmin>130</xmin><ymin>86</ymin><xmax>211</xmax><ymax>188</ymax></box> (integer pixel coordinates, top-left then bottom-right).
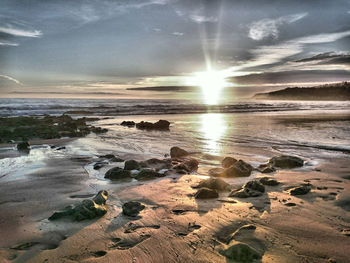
<box><xmin>295</xmin><ymin>52</ymin><xmax>350</xmax><ymax>65</ymax></box>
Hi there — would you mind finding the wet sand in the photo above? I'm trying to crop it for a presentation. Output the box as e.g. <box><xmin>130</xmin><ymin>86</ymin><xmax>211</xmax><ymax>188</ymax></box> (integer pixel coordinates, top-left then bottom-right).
<box><xmin>0</xmin><ymin>140</ymin><xmax>349</xmax><ymax>263</ymax></box>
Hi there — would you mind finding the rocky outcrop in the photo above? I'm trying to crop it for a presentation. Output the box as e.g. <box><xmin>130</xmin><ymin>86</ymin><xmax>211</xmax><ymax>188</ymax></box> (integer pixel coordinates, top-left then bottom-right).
<box><xmin>229</xmin><ymin>180</ymin><xmax>265</xmax><ymax>198</ymax></box>
<box><xmin>122</xmin><ymin>201</ymin><xmax>145</xmax><ymax>217</ymax></box>
<box><xmin>120</xmin><ymin>121</ymin><xmax>135</xmax><ymax>127</ymax></box>
<box><xmin>170</xmin><ymin>146</ymin><xmax>189</xmax><ymax>158</ymax></box>
<box><xmin>104</xmin><ymin>167</ymin><xmax>131</xmax><ymax>180</ymax></box>
<box><xmin>223</xmin><ymin>160</ymin><xmax>253</xmax><ymax>177</ymax></box>
<box><xmin>49</xmin><ymin>190</ymin><xmax>108</xmax><ymax>221</ymax></box>
<box><xmin>268</xmin><ymin>155</ymin><xmax>304</xmax><ymax>169</ymax></box>
<box><xmin>194</xmin><ymin>188</ymin><xmax>219</xmax><ymax>199</ymax></box>
<box><xmin>222</xmin><ymin>157</ymin><xmax>237</xmax><ymax>168</ymax></box>
<box><xmin>136</xmin><ymin>120</ymin><xmax>170</xmax><ymax>130</ymax></box>
<box><xmin>194</xmin><ymin>178</ymin><xmax>230</xmax><ymax>191</ymax></box>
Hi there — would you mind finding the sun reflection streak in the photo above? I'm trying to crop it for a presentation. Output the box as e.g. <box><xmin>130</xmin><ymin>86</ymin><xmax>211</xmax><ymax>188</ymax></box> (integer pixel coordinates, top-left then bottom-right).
<box><xmin>199</xmin><ymin>113</ymin><xmax>227</xmax><ymax>154</ymax></box>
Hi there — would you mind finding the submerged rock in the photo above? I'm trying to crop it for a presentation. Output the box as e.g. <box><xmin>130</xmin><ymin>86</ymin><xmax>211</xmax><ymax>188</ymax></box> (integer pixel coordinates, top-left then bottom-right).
<box><xmin>136</xmin><ymin>120</ymin><xmax>170</xmax><ymax>130</ymax></box>
<box><xmin>144</xmin><ymin>158</ymin><xmax>172</xmax><ymax>170</ymax></box>
<box><xmin>289</xmin><ymin>184</ymin><xmax>311</xmax><ymax>195</ymax></box>
<box><xmin>17</xmin><ymin>141</ymin><xmax>30</xmax><ymax>152</ymax></box>
<box><xmin>170</xmin><ymin>146</ymin><xmax>189</xmax><ymax>158</ymax></box>
<box><xmin>93</xmin><ymin>162</ymin><xmax>105</xmax><ymax>170</ymax></box>
<box><xmin>105</xmin><ymin>167</ymin><xmax>131</xmax><ymax>180</ymax></box>
<box><xmin>229</xmin><ymin>180</ymin><xmax>265</xmax><ymax>198</ymax></box>
<box><xmin>194</xmin><ymin>188</ymin><xmax>219</xmax><ymax>199</ymax></box>
<box><xmin>49</xmin><ymin>190</ymin><xmax>108</xmax><ymax>221</ymax></box>
<box><xmin>223</xmin><ymin>160</ymin><xmax>253</xmax><ymax>177</ymax></box>
<box><xmin>222</xmin><ymin>156</ymin><xmax>237</xmax><ymax>168</ymax></box>
<box><xmin>268</xmin><ymin>155</ymin><xmax>304</xmax><ymax>169</ymax></box>
<box><xmin>220</xmin><ymin>242</ymin><xmax>262</xmax><ymax>262</ymax></box>
<box><xmin>122</xmin><ymin>201</ymin><xmax>145</xmax><ymax>217</ymax></box>
<box><xmin>259</xmin><ymin>177</ymin><xmax>280</xmax><ymax>186</ymax></box>
<box><xmin>194</xmin><ymin>178</ymin><xmax>230</xmax><ymax>191</ymax></box>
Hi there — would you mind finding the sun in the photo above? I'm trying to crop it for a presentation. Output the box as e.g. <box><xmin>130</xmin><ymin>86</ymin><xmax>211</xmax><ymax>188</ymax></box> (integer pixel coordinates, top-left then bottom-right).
<box><xmin>190</xmin><ymin>69</ymin><xmax>229</xmax><ymax>105</ymax></box>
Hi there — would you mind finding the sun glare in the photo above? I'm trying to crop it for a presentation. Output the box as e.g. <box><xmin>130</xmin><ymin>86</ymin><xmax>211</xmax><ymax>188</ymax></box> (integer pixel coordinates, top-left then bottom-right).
<box><xmin>191</xmin><ymin>69</ymin><xmax>230</xmax><ymax>105</ymax></box>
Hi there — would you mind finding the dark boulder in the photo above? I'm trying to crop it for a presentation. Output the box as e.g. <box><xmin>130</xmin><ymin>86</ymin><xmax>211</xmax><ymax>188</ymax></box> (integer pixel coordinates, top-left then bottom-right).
<box><xmin>229</xmin><ymin>180</ymin><xmax>265</xmax><ymax>198</ymax></box>
<box><xmin>223</xmin><ymin>160</ymin><xmax>253</xmax><ymax>177</ymax></box>
<box><xmin>135</xmin><ymin>169</ymin><xmax>165</xmax><ymax>180</ymax></box>
<box><xmin>17</xmin><ymin>141</ymin><xmax>30</xmax><ymax>151</ymax></box>
<box><xmin>194</xmin><ymin>188</ymin><xmax>219</xmax><ymax>199</ymax></box>
<box><xmin>194</xmin><ymin>178</ymin><xmax>230</xmax><ymax>191</ymax></box>
<box><xmin>289</xmin><ymin>184</ymin><xmax>311</xmax><ymax>195</ymax></box>
<box><xmin>144</xmin><ymin>158</ymin><xmax>172</xmax><ymax>170</ymax></box>
<box><xmin>268</xmin><ymin>155</ymin><xmax>304</xmax><ymax>169</ymax></box>
<box><xmin>136</xmin><ymin>120</ymin><xmax>170</xmax><ymax>130</ymax></box>
<box><xmin>122</xmin><ymin>201</ymin><xmax>145</xmax><ymax>217</ymax></box>
<box><xmin>49</xmin><ymin>190</ymin><xmax>108</xmax><ymax>221</ymax></box>
<box><xmin>259</xmin><ymin>177</ymin><xmax>280</xmax><ymax>186</ymax></box>
<box><xmin>219</xmin><ymin>242</ymin><xmax>262</xmax><ymax>262</ymax></box>
<box><xmin>124</xmin><ymin>160</ymin><xmax>140</xmax><ymax>170</ymax></box>
<box><xmin>120</xmin><ymin>121</ymin><xmax>135</xmax><ymax>127</ymax></box>
<box><xmin>93</xmin><ymin>162</ymin><xmax>105</xmax><ymax>170</ymax></box>
<box><xmin>170</xmin><ymin>146</ymin><xmax>189</xmax><ymax>158</ymax></box>
<box><xmin>105</xmin><ymin>167</ymin><xmax>131</xmax><ymax>180</ymax></box>
<box><xmin>222</xmin><ymin>157</ymin><xmax>237</xmax><ymax>168</ymax></box>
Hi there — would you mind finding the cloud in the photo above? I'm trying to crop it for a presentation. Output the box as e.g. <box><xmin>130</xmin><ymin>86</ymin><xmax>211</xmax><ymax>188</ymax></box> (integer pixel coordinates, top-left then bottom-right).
<box><xmin>295</xmin><ymin>52</ymin><xmax>350</xmax><ymax>64</ymax></box>
<box><xmin>0</xmin><ymin>40</ymin><xmax>19</xmax><ymax>46</ymax></box>
<box><xmin>172</xmin><ymin>31</ymin><xmax>183</xmax><ymax>36</ymax></box>
<box><xmin>249</xmin><ymin>12</ymin><xmax>308</xmax><ymax>41</ymax></box>
<box><xmin>0</xmin><ymin>75</ymin><xmax>22</xmax><ymax>85</ymax></box>
<box><xmin>240</xmin><ymin>30</ymin><xmax>350</xmax><ymax>71</ymax></box>
<box><xmin>189</xmin><ymin>15</ymin><xmax>218</xmax><ymax>23</ymax></box>
<box><xmin>0</xmin><ymin>25</ymin><xmax>42</xmax><ymax>37</ymax></box>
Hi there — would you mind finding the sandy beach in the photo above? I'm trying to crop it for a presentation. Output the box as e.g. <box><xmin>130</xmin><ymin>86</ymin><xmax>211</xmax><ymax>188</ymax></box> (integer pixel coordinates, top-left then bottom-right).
<box><xmin>0</xmin><ymin>115</ymin><xmax>349</xmax><ymax>263</ymax></box>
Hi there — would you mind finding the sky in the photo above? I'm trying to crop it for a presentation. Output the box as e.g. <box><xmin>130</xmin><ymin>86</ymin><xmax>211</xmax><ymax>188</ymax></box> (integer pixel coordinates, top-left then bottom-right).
<box><xmin>0</xmin><ymin>0</ymin><xmax>350</xmax><ymax>97</ymax></box>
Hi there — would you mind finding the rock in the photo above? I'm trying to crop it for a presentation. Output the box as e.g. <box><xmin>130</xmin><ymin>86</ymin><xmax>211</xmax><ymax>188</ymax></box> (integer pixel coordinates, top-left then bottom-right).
<box><xmin>174</xmin><ymin>158</ymin><xmax>199</xmax><ymax>173</ymax></box>
<box><xmin>136</xmin><ymin>120</ymin><xmax>170</xmax><ymax>130</ymax></box>
<box><xmin>170</xmin><ymin>146</ymin><xmax>189</xmax><ymax>158</ymax></box>
<box><xmin>194</xmin><ymin>178</ymin><xmax>230</xmax><ymax>191</ymax></box>
<box><xmin>122</xmin><ymin>201</ymin><xmax>145</xmax><ymax>217</ymax></box>
<box><xmin>144</xmin><ymin>158</ymin><xmax>172</xmax><ymax>170</ymax></box>
<box><xmin>120</xmin><ymin>121</ymin><xmax>135</xmax><ymax>127</ymax></box>
<box><xmin>135</xmin><ymin>169</ymin><xmax>165</xmax><ymax>180</ymax></box>
<box><xmin>93</xmin><ymin>162</ymin><xmax>105</xmax><ymax>170</ymax></box>
<box><xmin>104</xmin><ymin>167</ymin><xmax>131</xmax><ymax>180</ymax></box>
<box><xmin>194</xmin><ymin>188</ymin><xmax>219</xmax><ymax>199</ymax></box>
<box><xmin>124</xmin><ymin>160</ymin><xmax>140</xmax><ymax>170</ymax></box>
<box><xmin>49</xmin><ymin>190</ymin><xmax>108</xmax><ymax>221</ymax></box>
<box><xmin>223</xmin><ymin>160</ymin><xmax>253</xmax><ymax>177</ymax></box>
<box><xmin>289</xmin><ymin>184</ymin><xmax>311</xmax><ymax>195</ymax></box>
<box><xmin>258</xmin><ymin>163</ymin><xmax>276</xmax><ymax>173</ymax></box>
<box><xmin>222</xmin><ymin>156</ymin><xmax>237</xmax><ymax>168</ymax></box>
<box><xmin>229</xmin><ymin>180</ymin><xmax>265</xmax><ymax>198</ymax></box>
<box><xmin>208</xmin><ymin>168</ymin><xmax>225</xmax><ymax>177</ymax></box>
<box><xmin>220</xmin><ymin>242</ymin><xmax>262</xmax><ymax>262</ymax></box>
<box><xmin>17</xmin><ymin>141</ymin><xmax>30</xmax><ymax>151</ymax></box>
<box><xmin>268</xmin><ymin>155</ymin><xmax>304</xmax><ymax>169</ymax></box>
<box><xmin>100</xmin><ymin>154</ymin><xmax>124</xmax><ymax>162</ymax></box>
<box><xmin>259</xmin><ymin>177</ymin><xmax>280</xmax><ymax>186</ymax></box>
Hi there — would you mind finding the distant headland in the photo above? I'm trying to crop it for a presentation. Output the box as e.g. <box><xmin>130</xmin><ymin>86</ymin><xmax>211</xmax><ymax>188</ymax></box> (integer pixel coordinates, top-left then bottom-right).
<box><xmin>254</xmin><ymin>82</ymin><xmax>350</xmax><ymax>101</ymax></box>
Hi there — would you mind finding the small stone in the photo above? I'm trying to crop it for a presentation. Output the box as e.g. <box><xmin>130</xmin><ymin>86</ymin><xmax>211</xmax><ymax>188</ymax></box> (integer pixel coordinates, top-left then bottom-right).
<box><xmin>194</xmin><ymin>188</ymin><xmax>219</xmax><ymax>199</ymax></box>
<box><xmin>122</xmin><ymin>201</ymin><xmax>145</xmax><ymax>217</ymax></box>
<box><xmin>289</xmin><ymin>184</ymin><xmax>311</xmax><ymax>195</ymax></box>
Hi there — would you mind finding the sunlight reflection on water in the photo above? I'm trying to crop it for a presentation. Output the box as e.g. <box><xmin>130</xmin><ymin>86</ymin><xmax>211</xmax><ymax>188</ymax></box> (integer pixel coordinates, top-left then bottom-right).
<box><xmin>199</xmin><ymin>113</ymin><xmax>227</xmax><ymax>154</ymax></box>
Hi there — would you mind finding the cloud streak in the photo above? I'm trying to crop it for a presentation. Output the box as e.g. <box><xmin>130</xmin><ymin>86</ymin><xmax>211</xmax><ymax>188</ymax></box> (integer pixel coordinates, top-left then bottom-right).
<box><xmin>0</xmin><ymin>75</ymin><xmax>22</xmax><ymax>85</ymax></box>
<box><xmin>249</xmin><ymin>12</ymin><xmax>308</xmax><ymax>41</ymax></box>
<box><xmin>0</xmin><ymin>25</ymin><xmax>42</xmax><ymax>37</ymax></box>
